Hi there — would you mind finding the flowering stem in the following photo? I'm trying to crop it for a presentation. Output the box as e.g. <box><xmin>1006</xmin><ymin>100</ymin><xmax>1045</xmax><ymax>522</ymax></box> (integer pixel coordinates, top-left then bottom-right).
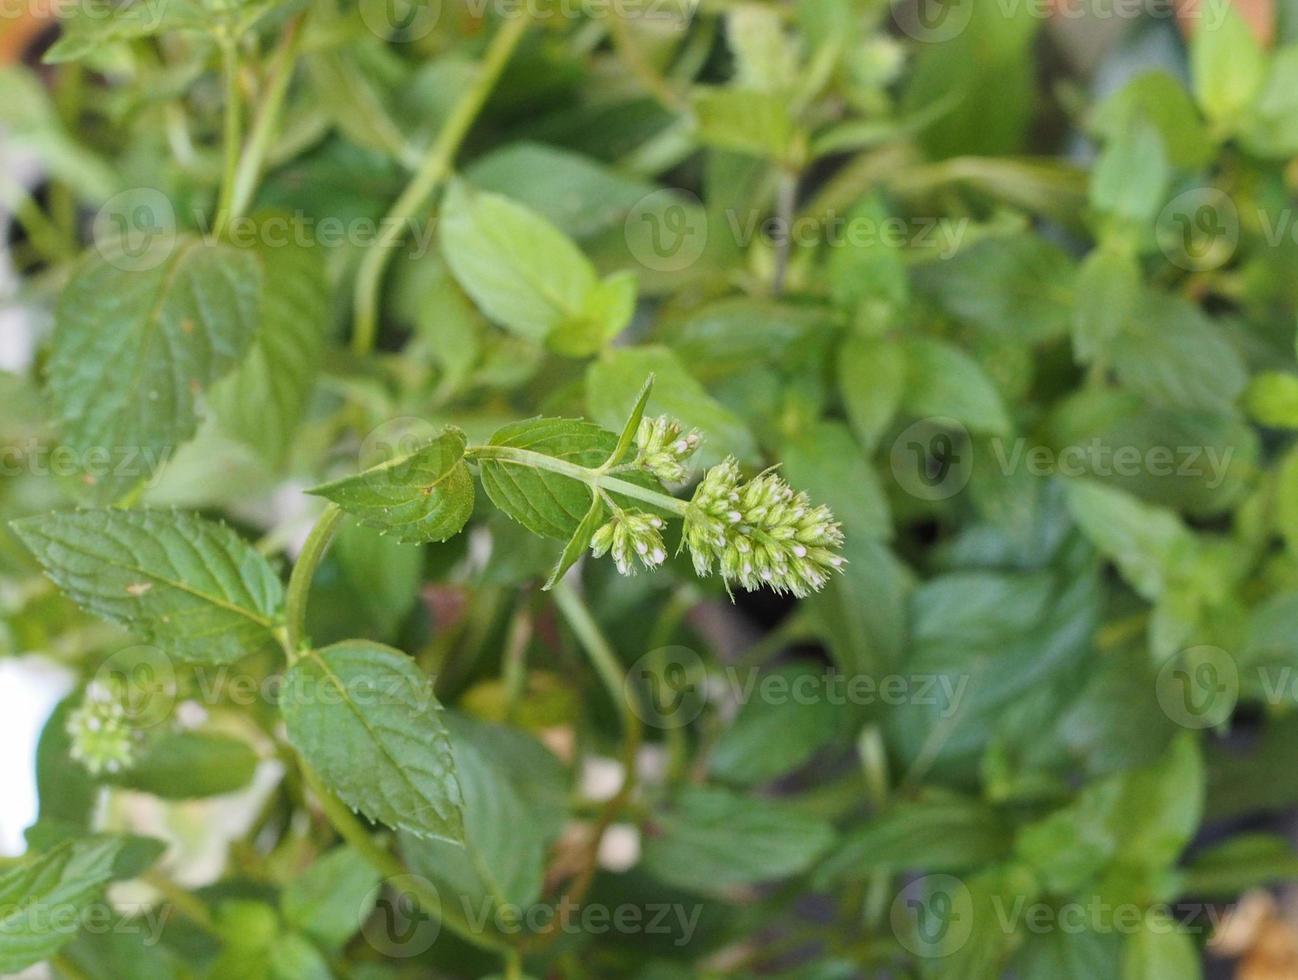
<box><xmin>466</xmin><ymin>445</ymin><xmax>690</xmax><ymax>516</ymax></box>
<box><xmin>351</xmin><ymin>13</ymin><xmax>532</xmax><ymax>356</ymax></box>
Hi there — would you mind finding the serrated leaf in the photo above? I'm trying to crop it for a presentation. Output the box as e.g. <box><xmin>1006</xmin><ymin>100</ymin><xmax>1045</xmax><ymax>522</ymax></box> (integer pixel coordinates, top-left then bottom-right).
<box><xmin>0</xmin><ymin>837</ymin><xmax>124</xmax><ymax>974</ymax></box>
<box><xmin>48</xmin><ymin>236</ymin><xmax>261</xmax><ymax>502</ymax></box>
<box><xmin>281</xmin><ymin>640</ymin><xmax>465</xmax><ymax>842</ymax></box>
<box><xmin>10</xmin><ymin>509</ymin><xmax>284</xmax><ymax>664</ymax></box>
<box><xmin>310</xmin><ymin>428</ymin><xmax>474</xmax><ymax>544</ymax></box>
<box><xmin>211</xmin><ymin>216</ymin><xmax>329</xmax><ymax>466</ymax></box>
<box><xmin>607</xmin><ymin>374</ymin><xmax>655</xmax><ymax>467</ymax></box>
<box><xmin>475</xmin><ymin>418</ymin><xmax>612</xmax><ymax>540</ymax></box>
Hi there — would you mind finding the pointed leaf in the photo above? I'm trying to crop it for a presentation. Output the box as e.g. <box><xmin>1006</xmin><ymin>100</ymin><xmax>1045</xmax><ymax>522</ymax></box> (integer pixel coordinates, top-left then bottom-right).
<box><xmin>281</xmin><ymin>640</ymin><xmax>465</xmax><ymax>842</ymax></box>
<box><xmin>310</xmin><ymin>428</ymin><xmax>474</xmax><ymax>544</ymax></box>
<box><xmin>543</xmin><ymin>495</ymin><xmax>606</xmax><ymax>591</ymax></box>
<box><xmin>10</xmin><ymin>509</ymin><xmax>284</xmax><ymax>664</ymax></box>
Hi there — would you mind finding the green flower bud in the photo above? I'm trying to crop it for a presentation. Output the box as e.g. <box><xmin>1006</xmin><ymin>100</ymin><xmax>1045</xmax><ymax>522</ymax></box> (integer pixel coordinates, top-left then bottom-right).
<box><xmin>591</xmin><ymin>509</ymin><xmax>668</xmax><ymax>576</ymax></box>
<box><xmin>634</xmin><ymin>415</ymin><xmax>701</xmax><ymax>484</ymax></box>
<box><xmin>67</xmin><ymin>682</ymin><xmax>138</xmax><ymax>776</ymax></box>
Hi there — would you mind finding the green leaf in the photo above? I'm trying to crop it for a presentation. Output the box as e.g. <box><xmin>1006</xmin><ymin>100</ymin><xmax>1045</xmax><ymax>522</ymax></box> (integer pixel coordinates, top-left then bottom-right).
<box><xmin>1092</xmin><ymin>71</ymin><xmax>1211</xmax><ymax>169</ymax></box>
<box><xmin>586</xmin><ymin>346</ymin><xmax>758</xmax><ymax>464</ymax></box>
<box><xmin>837</xmin><ymin>335</ymin><xmax>905</xmax><ymax>451</ymax></box>
<box><xmin>1090</xmin><ymin>115</ymin><xmax>1169</xmax><ymax>227</ymax></box>
<box><xmin>0</xmin><ymin>67</ymin><xmax>116</xmax><ymax>200</ymax></box>
<box><xmin>1072</xmin><ymin>247</ymin><xmax>1139</xmax><ymax>364</ymax></box>
<box><xmin>48</xmin><ymin>237</ymin><xmax>262</xmax><ymax>502</ymax></box>
<box><xmin>1181</xmin><ymin>833</ymin><xmax>1298</xmax><ymax>898</ymax></box>
<box><xmin>804</xmin><ymin>536</ymin><xmax>912</xmax><ymax>678</ymax></box>
<box><xmin>815</xmin><ymin>792</ymin><xmax>1012</xmax><ymax>883</ymax></box>
<box><xmin>1122</xmin><ymin>919</ymin><xmax>1201</xmax><ymax>980</ymax></box>
<box><xmin>693</xmin><ymin>88</ymin><xmax>795</xmax><ymax>160</ymax></box>
<box><xmin>334</xmin><ymin>519</ymin><xmax>423</xmax><ymax>637</ymax></box>
<box><xmin>543</xmin><ymin>495</ymin><xmax>606</xmax><ymax>590</ymax></box>
<box><xmin>475</xmin><ymin>418</ymin><xmax>612</xmax><ymax>540</ymax></box>
<box><xmin>211</xmin><ymin>216</ymin><xmax>329</xmax><ymax>466</ymax></box>
<box><xmin>1244</xmin><ymin>371</ymin><xmax>1298</xmax><ymax>428</ymax></box>
<box><xmin>641</xmin><ymin>786</ymin><xmax>835</xmax><ymax>895</ymax></box>
<box><xmin>1192</xmin><ymin>0</ymin><xmax>1266</xmax><ymax>129</ymax></box>
<box><xmin>280</xmin><ymin>846</ymin><xmax>381</xmax><ymax>952</ymax></box>
<box><xmin>709</xmin><ymin>662</ymin><xmax>845</xmax><ymax>787</ymax></box>
<box><xmin>440</xmin><ymin>179</ymin><xmax>604</xmax><ymax>345</ymax></box>
<box><xmin>35</xmin><ymin>698</ymin><xmax>98</xmax><ymax>829</ymax></box>
<box><xmin>10</xmin><ymin>509</ymin><xmax>284</xmax><ymax>664</ymax></box>
<box><xmin>781</xmin><ymin>421</ymin><xmax>890</xmax><ymax>541</ymax></box>
<box><xmin>113</xmin><ymin>732</ymin><xmax>258</xmax><ymax>799</ymax></box>
<box><xmin>1063</xmin><ymin>481</ymin><xmax>1193</xmax><ymax>600</ymax></box>
<box><xmin>0</xmin><ymin>837</ymin><xmax>124</xmax><ymax>974</ymax></box>
<box><xmin>1242</xmin><ymin>48</ymin><xmax>1298</xmax><ymax>157</ymax></box>
<box><xmin>466</xmin><ymin>142</ymin><xmax>656</xmax><ymax>238</ymax></box>
<box><xmin>546</xmin><ymin>268</ymin><xmax>638</xmax><ymax>357</ymax></box>
<box><xmin>281</xmin><ymin>640</ymin><xmax>465</xmax><ymax>842</ymax></box>
<box><xmin>400</xmin><ymin>736</ymin><xmax>546</xmax><ymax>916</ymax></box>
<box><xmin>900</xmin><ymin>337</ymin><xmax>1011</xmax><ymax>435</ymax></box>
<box><xmin>44</xmin><ymin>0</ymin><xmax>241</xmax><ymax>62</ymax></box>
<box><xmin>1111</xmin><ymin>292</ymin><xmax>1246</xmax><ymax>415</ymax></box>
<box><xmin>1010</xmin><ymin>928</ymin><xmax>1122</xmax><ymax>979</ymax></box>
<box><xmin>309</xmin><ymin>428</ymin><xmax>475</xmax><ymax>544</ymax></box>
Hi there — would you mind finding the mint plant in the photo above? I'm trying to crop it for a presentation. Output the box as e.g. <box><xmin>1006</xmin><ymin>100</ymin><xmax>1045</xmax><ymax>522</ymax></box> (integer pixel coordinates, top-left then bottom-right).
<box><xmin>4</xmin><ymin>0</ymin><xmax>1298</xmax><ymax>977</ymax></box>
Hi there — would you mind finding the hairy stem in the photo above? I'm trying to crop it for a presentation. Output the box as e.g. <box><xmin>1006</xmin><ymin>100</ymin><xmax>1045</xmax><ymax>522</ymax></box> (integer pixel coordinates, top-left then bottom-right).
<box><xmin>351</xmin><ymin>13</ymin><xmax>532</xmax><ymax>356</ymax></box>
<box><xmin>467</xmin><ymin>445</ymin><xmax>690</xmax><ymax>516</ymax></box>
<box><xmin>285</xmin><ymin>504</ymin><xmax>344</xmax><ymax>656</ymax></box>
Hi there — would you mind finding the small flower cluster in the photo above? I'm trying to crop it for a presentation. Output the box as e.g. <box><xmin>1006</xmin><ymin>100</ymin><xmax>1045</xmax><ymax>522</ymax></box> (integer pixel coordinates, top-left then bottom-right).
<box><xmin>66</xmin><ymin>682</ymin><xmax>137</xmax><ymax>775</ymax></box>
<box><xmin>683</xmin><ymin>459</ymin><xmax>845</xmax><ymax>598</ymax></box>
<box><xmin>590</xmin><ymin>509</ymin><xmax>668</xmax><ymax>575</ymax></box>
<box><xmin>634</xmin><ymin>416</ymin><xmax>701</xmax><ymax>484</ymax></box>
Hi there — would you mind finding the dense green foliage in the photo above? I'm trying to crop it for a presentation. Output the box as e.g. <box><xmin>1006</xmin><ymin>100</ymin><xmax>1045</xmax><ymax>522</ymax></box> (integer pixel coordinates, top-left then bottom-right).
<box><xmin>5</xmin><ymin>0</ymin><xmax>1298</xmax><ymax>976</ymax></box>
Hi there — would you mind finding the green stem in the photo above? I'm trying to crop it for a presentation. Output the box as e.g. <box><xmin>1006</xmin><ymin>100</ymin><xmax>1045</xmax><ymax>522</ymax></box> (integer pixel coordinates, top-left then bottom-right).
<box><xmin>285</xmin><ymin>504</ymin><xmax>344</xmax><ymax>656</ymax></box>
<box><xmin>226</xmin><ymin>12</ymin><xmax>306</xmax><ymax>223</ymax></box>
<box><xmin>467</xmin><ymin>445</ymin><xmax>690</xmax><ymax>517</ymax></box>
<box><xmin>351</xmin><ymin>13</ymin><xmax>532</xmax><ymax>355</ymax></box>
<box><xmin>213</xmin><ymin>37</ymin><xmax>242</xmax><ymax>238</ymax></box>
<box><xmin>298</xmin><ymin>763</ymin><xmax>515</xmax><ymax>955</ymax></box>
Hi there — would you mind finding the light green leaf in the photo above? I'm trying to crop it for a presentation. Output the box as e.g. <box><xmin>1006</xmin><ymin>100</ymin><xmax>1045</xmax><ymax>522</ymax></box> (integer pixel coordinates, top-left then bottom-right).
<box><xmin>0</xmin><ymin>837</ymin><xmax>124</xmax><ymax>975</ymax></box>
<box><xmin>1090</xmin><ymin>115</ymin><xmax>1169</xmax><ymax>227</ymax></box>
<box><xmin>10</xmin><ymin>509</ymin><xmax>284</xmax><ymax>664</ymax></box>
<box><xmin>1242</xmin><ymin>48</ymin><xmax>1298</xmax><ymax>157</ymax></box>
<box><xmin>641</xmin><ymin>786</ymin><xmax>835</xmax><ymax>895</ymax></box>
<box><xmin>310</xmin><ymin>428</ymin><xmax>475</xmax><ymax>544</ymax></box>
<box><xmin>1063</xmin><ymin>480</ymin><xmax>1193</xmax><ymax>600</ymax></box>
<box><xmin>1244</xmin><ymin>371</ymin><xmax>1298</xmax><ymax>428</ymax></box>
<box><xmin>547</xmin><ymin>269</ymin><xmax>638</xmax><ymax>357</ymax></box>
<box><xmin>0</xmin><ymin>67</ymin><xmax>116</xmax><ymax>200</ymax></box>
<box><xmin>586</xmin><ymin>346</ymin><xmax>758</xmax><ymax>464</ymax></box>
<box><xmin>837</xmin><ymin>335</ymin><xmax>905</xmax><ymax>451</ymax></box>
<box><xmin>280</xmin><ymin>846</ymin><xmax>381</xmax><ymax>952</ymax></box>
<box><xmin>1092</xmin><ymin>71</ymin><xmax>1211</xmax><ymax>169</ymax></box>
<box><xmin>48</xmin><ymin>237</ymin><xmax>262</xmax><ymax>502</ymax></box>
<box><xmin>1122</xmin><ymin>919</ymin><xmax>1201</xmax><ymax>980</ymax></box>
<box><xmin>440</xmin><ymin>179</ymin><xmax>598</xmax><ymax>344</ymax></box>
<box><xmin>1181</xmin><ymin>833</ymin><xmax>1298</xmax><ymax>898</ymax></box>
<box><xmin>281</xmin><ymin>640</ymin><xmax>465</xmax><ymax>842</ymax></box>
<box><xmin>1072</xmin><ymin>247</ymin><xmax>1139</xmax><ymax>364</ymax></box>
<box><xmin>693</xmin><ymin>88</ymin><xmax>795</xmax><ymax>160</ymax></box>
<box><xmin>1191</xmin><ymin>0</ymin><xmax>1266</xmax><ymax>130</ymax></box>
<box><xmin>901</xmin><ymin>337</ymin><xmax>1011</xmax><ymax>435</ymax></box>
<box><xmin>543</xmin><ymin>496</ymin><xmax>606</xmax><ymax>591</ymax></box>
<box><xmin>211</xmin><ymin>217</ymin><xmax>329</xmax><ymax>467</ymax></box>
